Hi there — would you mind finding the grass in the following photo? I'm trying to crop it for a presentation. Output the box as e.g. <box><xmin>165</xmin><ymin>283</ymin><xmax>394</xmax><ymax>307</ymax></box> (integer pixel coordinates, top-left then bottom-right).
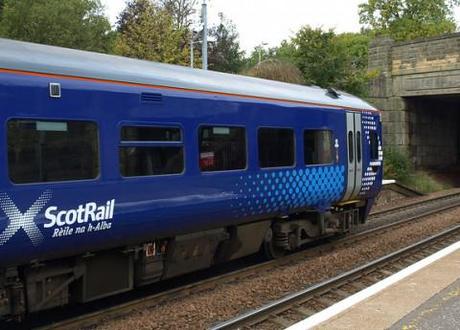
<box><xmin>384</xmin><ymin>148</ymin><xmax>450</xmax><ymax>194</ymax></box>
<box><xmin>403</xmin><ymin>171</ymin><xmax>450</xmax><ymax>193</ymax></box>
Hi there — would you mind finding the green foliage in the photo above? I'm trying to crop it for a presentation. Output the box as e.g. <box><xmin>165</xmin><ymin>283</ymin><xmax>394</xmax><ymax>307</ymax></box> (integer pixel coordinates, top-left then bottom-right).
<box><xmin>333</xmin><ymin>33</ymin><xmax>373</xmax><ymax>96</ymax></box>
<box><xmin>383</xmin><ymin>148</ymin><xmax>447</xmax><ymax>193</ymax></box>
<box><xmin>115</xmin><ymin>0</ymin><xmax>189</xmax><ymax>65</ymax></box>
<box><xmin>207</xmin><ymin>13</ymin><xmax>245</xmax><ymax>73</ymax></box>
<box><xmin>291</xmin><ymin>27</ymin><xmax>343</xmax><ymax>88</ymax></box>
<box><xmin>404</xmin><ymin>171</ymin><xmax>448</xmax><ymax>193</ymax></box>
<box><xmin>359</xmin><ymin>0</ymin><xmax>460</xmax><ymax>41</ymax></box>
<box><xmin>383</xmin><ymin>148</ymin><xmax>411</xmax><ymax>182</ymax></box>
<box><xmin>267</xmin><ymin>27</ymin><xmax>372</xmax><ymax>96</ymax></box>
<box><xmin>244</xmin><ymin>59</ymin><xmax>305</xmax><ymax>84</ymax></box>
<box><xmin>276</xmin><ymin>40</ymin><xmax>297</xmax><ymax>63</ymax></box>
<box><xmin>241</xmin><ymin>28</ymin><xmax>372</xmax><ymax>95</ymax></box>
<box><xmin>0</xmin><ymin>0</ymin><xmax>114</xmax><ymax>53</ymax></box>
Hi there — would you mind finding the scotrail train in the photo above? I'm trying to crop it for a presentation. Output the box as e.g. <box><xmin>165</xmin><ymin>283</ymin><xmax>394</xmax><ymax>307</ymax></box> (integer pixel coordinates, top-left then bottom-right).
<box><xmin>0</xmin><ymin>38</ymin><xmax>382</xmax><ymax>317</ymax></box>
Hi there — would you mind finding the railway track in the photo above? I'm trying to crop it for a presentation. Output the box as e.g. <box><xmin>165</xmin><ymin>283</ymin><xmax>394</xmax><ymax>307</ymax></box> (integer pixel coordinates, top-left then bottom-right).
<box><xmin>29</xmin><ymin>191</ymin><xmax>460</xmax><ymax>330</ymax></box>
<box><xmin>211</xmin><ymin>224</ymin><xmax>460</xmax><ymax>330</ymax></box>
<box><xmin>369</xmin><ymin>191</ymin><xmax>460</xmax><ymax>219</ymax></box>
<box><xmin>355</xmin><ymin>191</ymin><xmax>460</xmax><ymax>235</ymax></box>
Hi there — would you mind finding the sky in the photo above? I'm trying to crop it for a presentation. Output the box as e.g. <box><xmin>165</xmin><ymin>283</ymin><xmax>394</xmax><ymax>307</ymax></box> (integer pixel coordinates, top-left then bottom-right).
<box><xmin>101</xmin><ymin>0</ymin><xmax>460</xmax><ymax>54</ymax></box>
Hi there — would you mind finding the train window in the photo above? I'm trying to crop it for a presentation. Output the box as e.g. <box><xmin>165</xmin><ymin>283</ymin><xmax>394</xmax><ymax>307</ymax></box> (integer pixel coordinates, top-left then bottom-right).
<box><xmin>370</xmin><ymin>131</ymin><xmax>379</xmax><ymax>160</ymax></box>
<box><xmin>258</xmin><ymin>128</ymin><xmax>295</xmax><ymax>168</ymax></box>
<box><xmin>121</xmin><ymin>126</ymin><xmax>181</xmax><ymax>142</ymax></box>
<box><xmin>120</xmin><ymin>147</ymin><xmax>184</xmax><ymax>176</ymax></box>
<box><xmin>120</xmin><ymin>125</ymin><xmax>184</xmax><ymax>177</ymax></box>
<box><xmin>356</xmin><ymin>132</ymin><xmax>362</xmax><ymax>163</ymax></box>
<box><xmin>199</xmin><ymin>126</ymin><xmax>246</xmax><ymax>171</ymax></box>
<box><xmin>8</xmin><ymin>120</ymin><xmax>99</xmax><ymax>184</ymax></box>
<box><xmin>348</xmin><ymin>131</ymin><xmax>354</xmax><ymax>163</ymax></box>
<box><xmin>304</xmin><ymin>130</ymin><xmax>334</xmax><ymax>165</ymax></box>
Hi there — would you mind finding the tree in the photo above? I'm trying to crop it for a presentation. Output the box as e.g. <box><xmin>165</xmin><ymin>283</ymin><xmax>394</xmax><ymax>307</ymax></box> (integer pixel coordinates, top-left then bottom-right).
<box><xmin>115</xmin><ymin>0</ymin><xmax>189</xmax><ymax>65</ymax></box>
<box><xmin>291</xmin><ymin>26</ymin><xmax>346</xmax><ymax>88</ymax></box>
<box><xmin>333</xmin><ymin>32</ymin><xmax>373</xmax><ymax>96</ymax></box>
<box><xmin>158</xmin><ymin>0</ymin><xmax>197</xmax><ymax>29</ymax></box>
<box><xmin>206</xmin><ymin>13</ymin><xmax>244</xmax><ymax>73</ymax></box>
<box><xmin>0</xmin><ymin>0</ymin><xmax>114</xmax><ymax>53</ymax></box>
<box><xmin>269</xmin><ymin>26</ymin><xmax>372</xmax><ymax>96</ymax></box>
<box><xmin>117</xmin><ymin>0</ymin><xmax>154</xmax><ymax>33</ymax></box>
<box><xmin>359</xmin><ymin>0</ymin><xmax>460</xmax><ymax>41</ymax></box>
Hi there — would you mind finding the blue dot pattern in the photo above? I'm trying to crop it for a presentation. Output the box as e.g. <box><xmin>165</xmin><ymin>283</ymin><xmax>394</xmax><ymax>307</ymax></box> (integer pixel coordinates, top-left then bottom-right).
<box><xmin>231</xmin><ymin>165</ymin><xmax>345</xmax><ymax>217</ymax></box>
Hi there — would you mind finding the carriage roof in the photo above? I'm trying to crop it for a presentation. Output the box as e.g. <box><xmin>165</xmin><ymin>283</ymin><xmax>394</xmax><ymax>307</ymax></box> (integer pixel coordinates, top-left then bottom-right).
<box><xmin>0</xmin><ymin>38</ymin><xmax>377</xmax><ymax>112</ymax></box>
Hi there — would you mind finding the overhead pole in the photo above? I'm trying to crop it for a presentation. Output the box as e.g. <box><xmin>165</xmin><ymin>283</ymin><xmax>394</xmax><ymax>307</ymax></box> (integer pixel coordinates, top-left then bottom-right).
<box><xmin>190</xmin><ymin>31</ymin><xmax>194</xmax><ymax>68</ymax></box>
<box><xmin>201</xmin><ymin>0</ymin><xmax>208</xmax><ymax>70</ymax></box>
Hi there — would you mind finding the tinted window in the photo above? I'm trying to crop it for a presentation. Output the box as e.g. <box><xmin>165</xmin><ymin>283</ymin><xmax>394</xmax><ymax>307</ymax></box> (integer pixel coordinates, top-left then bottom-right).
<box><xmin>199</xmin><ymin>126</ymin><xmax>246</xmax><ymax>171</ymax></box>
<box><xmin>8</xmin><ymin>120</ymin><xmax>99</xmax><ymax>183</ymax></box>
<box><xmin>120</xmin><ymin>126</ymin><xmax>184</xmax><ymax>177</ymax></box>
<box><xmin>120</xmin><ymin>147</ymin><xmax>183</xmax><ymax>176</ymax></box>
<box><xmin>370</xmin><ymin>131</ymin><xmax>379</xmax><ymax>160</ymax></box>
<box><xmin>121</xmin><ymin>126</ymin><xmax>181</xmax><ymax>142</ymax></box>
<box><xmin>348</xmin><ymin>131</ymin><xmax>354</xmax><ymax>163</ymax></box>
<box><xmin>304</xmin><ymin>130</ymin><xmax>334</xmax><ymax>165</ymax></box>
<box><xmin>258</xmin><ymin>128</ymin><xmax>295</xmax><ymax>168</ymax></box>
<box><xmin>356</xmin><ymin>132</ymin><xmax>361</xmax><ymax>162</ymax></box>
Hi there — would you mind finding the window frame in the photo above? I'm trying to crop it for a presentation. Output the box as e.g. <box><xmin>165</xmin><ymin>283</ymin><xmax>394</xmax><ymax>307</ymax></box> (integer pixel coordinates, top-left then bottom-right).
<box><xmin>303</xmin><ymin>129</ymin><xmax>335</xmax><ymax>167</ymax></box>
<box><xmin>198</xmin><ymin>124</ymin><xmax>248</xmax><ymax>173</ymax></box>
<box><xmin>119</xmin><ymin>123</ymin><xmax>185</xmax><ymax>178</ymax></box>
<box><xmin>257</xmin><ymin>126</ymin><xmax>296</xmax><ymax>169</ymax></box>
<box><xmin>6</xmin><ymin>117</ymin><xmax>101</xmax><ymax>186</ymax></box>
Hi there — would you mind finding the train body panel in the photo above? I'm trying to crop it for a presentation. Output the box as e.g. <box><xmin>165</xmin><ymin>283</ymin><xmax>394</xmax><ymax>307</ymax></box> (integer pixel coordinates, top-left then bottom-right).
<box><xmin>0</xmin><ymin>38</ymin><xmax>382</xmax><ymax>316</ymax></box>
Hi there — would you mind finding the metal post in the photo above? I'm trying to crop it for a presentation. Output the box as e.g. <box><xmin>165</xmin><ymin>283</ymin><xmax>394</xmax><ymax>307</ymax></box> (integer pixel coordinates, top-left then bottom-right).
<box><xmin>201</xmin><ymin>0</ymin><xmax>208</xmax><ymax>70</ymax></box>
<box><xmin>190</xmin><ymin>32</ymin><xmax>194</xmax><ymax>68</ymax></box>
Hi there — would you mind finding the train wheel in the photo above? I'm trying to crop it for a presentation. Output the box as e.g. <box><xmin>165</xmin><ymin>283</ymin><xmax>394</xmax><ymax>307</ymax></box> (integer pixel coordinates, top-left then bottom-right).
<box><xmin>262</xmin><ymin>227</ymin><xmax>285</xmax><ymax>259</ymax></box>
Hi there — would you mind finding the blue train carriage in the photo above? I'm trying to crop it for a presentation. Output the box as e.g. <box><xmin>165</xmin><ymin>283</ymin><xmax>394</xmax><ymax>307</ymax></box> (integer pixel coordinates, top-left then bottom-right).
<box><xmin>0</xmin><ymin>38</ymin><xmax>383</xmax><ymax>317</ymax></box>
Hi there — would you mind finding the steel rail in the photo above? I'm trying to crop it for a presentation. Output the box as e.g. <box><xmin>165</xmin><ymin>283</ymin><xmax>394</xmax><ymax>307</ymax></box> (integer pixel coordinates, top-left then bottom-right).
<box><xmin>369</xmin><ymin>191</ymin><xmax>460</xmax><ymax>218</ymax></box>
<box><xmin>210</xmin><ymin>225</ymin><xmax>460</xmax><ymax>330</ymax></box>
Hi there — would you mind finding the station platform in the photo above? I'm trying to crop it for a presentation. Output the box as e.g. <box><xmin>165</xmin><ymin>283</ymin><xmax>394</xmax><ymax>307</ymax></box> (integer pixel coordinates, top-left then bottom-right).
<box><xmin>287</xmin><ymin>240</ymin><xmax>460</xmax><ymax>330</ymax></box>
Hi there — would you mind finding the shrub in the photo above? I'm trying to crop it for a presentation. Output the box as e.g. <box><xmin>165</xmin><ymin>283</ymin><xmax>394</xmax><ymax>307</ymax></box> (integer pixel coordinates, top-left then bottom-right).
<box><xmin>244</xmin><ymin>59</ymin><xmax>305</xmax><ymax>84</ymax></box>
<box><xmin>383</xmin><ymin>148</ymin><xmax>411</xmax><ymax>182</ymax></box>
<box><xmin>383</xmin><ymin>148</ymin><xmax>448</xmax><ymax>193</ymax></box>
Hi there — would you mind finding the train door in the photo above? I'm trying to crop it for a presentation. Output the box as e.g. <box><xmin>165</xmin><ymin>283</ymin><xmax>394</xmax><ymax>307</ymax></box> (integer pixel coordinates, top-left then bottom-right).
<box><xmin>342</xmin><ymin>112</ymin><xmax>362</xmax><ymax>201</ymax></box>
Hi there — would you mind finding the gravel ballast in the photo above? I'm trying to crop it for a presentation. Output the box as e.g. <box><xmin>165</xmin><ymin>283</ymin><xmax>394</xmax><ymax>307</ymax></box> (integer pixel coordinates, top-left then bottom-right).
<box><xmin>97</xmin><ymin>207</ymin><xmax>460</xmax><ymax>330</ymax></box>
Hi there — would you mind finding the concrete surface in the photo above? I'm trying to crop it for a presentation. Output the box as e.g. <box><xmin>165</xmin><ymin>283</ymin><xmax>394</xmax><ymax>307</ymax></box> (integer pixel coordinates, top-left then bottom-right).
<box><xmin>389</xmin><ymin>278</ymin><xmax>460</xmax><ymax>330</ymax></box>
<box><xmin>315</xmin><ymin>249</ymin><xmax>460</xmax><ymax>329</ymax></box>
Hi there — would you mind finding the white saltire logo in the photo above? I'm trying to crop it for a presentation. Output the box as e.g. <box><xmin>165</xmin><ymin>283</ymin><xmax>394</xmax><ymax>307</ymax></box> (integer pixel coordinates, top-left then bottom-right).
<box><xmin>0</xmin><ymin>191</ymin><xmax>52</xmax><ymax>246</ymax></box>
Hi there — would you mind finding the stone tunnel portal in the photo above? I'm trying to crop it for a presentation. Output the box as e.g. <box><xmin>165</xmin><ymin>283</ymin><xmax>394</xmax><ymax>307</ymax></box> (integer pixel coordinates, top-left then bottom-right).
<box><xmin>405</xmin><ymin>95</ymin><xmax>460</xmax><ymax>169</ymax></box>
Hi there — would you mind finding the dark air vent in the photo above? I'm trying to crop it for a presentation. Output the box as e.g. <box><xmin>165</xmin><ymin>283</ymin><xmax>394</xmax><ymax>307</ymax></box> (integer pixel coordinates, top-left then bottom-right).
<box><xmin>141</xmin><ymin>92</ymin><xmax>163</xmax><ymax>103</ymax></box>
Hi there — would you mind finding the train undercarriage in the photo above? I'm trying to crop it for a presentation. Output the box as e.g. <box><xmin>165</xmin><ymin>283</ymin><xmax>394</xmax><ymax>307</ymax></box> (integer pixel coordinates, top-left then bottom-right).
<box><xmin>0</xmin><ymin>202</ymin><xmax>368</xmax><ymax>319</ymax></box>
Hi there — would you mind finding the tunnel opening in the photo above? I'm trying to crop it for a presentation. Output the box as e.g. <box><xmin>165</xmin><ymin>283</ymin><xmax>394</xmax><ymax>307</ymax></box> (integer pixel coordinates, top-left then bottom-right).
<box><xmin>405</xmin><ymin>94</ymin><xmax>460</xmax><ymax>185</ymax></box>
